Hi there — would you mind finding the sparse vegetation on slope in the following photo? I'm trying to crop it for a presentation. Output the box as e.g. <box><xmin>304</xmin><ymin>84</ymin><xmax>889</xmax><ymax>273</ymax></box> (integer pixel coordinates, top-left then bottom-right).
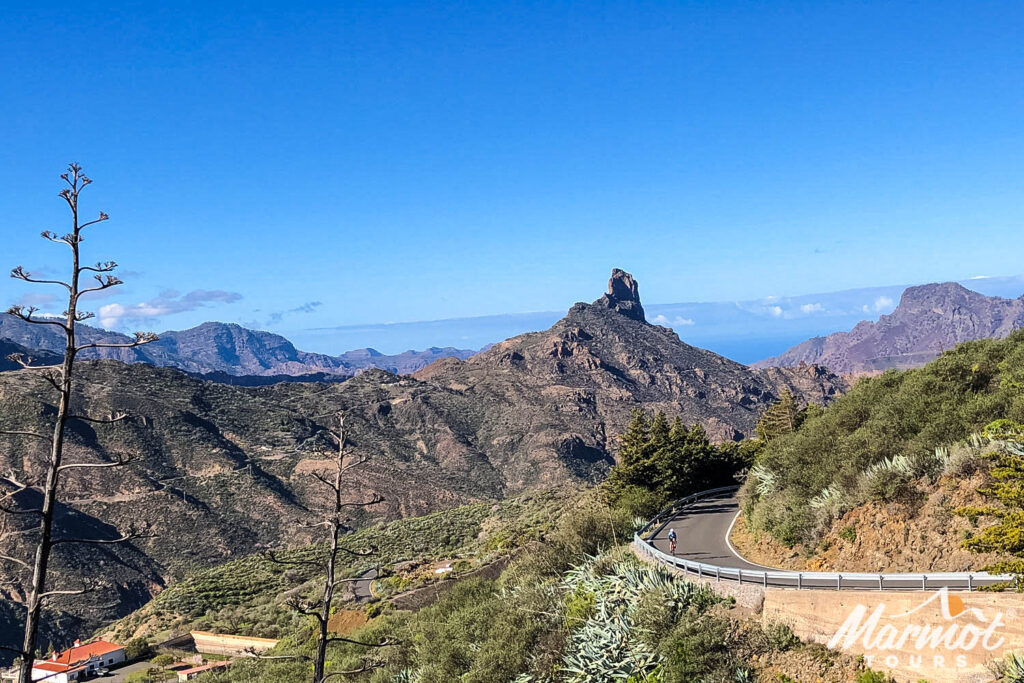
<box><xmin>743</xmin><ymin>330</ymin><xmax>1024</xmax><ymax>548</ymax></box>
<box><xmin>103</xmin><ymin>489</ymin><xmax>576</xmax><ymax>643</ymax></box>
<box><xmin>197</xmin><ymin>495</ymin><xmax>864</xmax><ymax>683</ymax></box>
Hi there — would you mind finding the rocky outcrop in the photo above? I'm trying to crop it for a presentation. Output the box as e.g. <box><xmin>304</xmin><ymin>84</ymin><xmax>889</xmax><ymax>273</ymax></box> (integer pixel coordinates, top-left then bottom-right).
<box><xmin>593</xmin><ymin>268</ymin><xmax>646</xmax><ymax>322</ymax></box>
<box><xmin>755</xmin><ymin>282</ymin><xmax>1024</xmax><ymax>373</ymax></box>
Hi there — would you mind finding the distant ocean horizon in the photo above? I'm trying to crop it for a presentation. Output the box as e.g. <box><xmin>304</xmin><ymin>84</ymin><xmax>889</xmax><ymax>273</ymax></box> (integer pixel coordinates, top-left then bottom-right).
<box><xmin>286</xmin><ymin>275</ymin><xmax>1024</xmax><ymax>365</ymax></box>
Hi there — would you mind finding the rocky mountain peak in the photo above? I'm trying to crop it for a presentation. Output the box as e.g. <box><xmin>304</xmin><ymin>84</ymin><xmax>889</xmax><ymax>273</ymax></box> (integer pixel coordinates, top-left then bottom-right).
<box><xmin>755</xmin><ymin>281</ymin><xmax>1024</xmax><ymax>373</ymax></box>
<box><xmin>592</xmin><ymin>268</ymin><xmax>645</xmax><ymax>322</ymax></box>
<box><xmin>897</xmin><ymin>282</ymin><xmax>982</xmax><ymax>310</ymax></box>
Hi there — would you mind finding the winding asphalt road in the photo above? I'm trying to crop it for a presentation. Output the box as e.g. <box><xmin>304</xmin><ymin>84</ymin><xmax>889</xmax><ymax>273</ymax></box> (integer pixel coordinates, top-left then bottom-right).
<box><xmin>651</xmin><ymin>495</ymin><xmax>764</xmax><ymax>573</ymax></box>
<box><xmin>352</xmin><ymin>568</ymin><xmax>378</xmax><ymax>603</ymax></box>
<box><xmin>643</xmin><ymin>491</ymin><xmax>1007</xmax><ymax>591</ymax></box>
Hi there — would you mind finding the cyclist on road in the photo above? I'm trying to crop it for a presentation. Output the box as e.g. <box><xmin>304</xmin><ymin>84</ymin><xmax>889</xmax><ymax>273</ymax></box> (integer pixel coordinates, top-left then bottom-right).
<box><xmin>667</xmin><ymin>527</ymin><xmax>677</xmax><ymax>555</ymax></box>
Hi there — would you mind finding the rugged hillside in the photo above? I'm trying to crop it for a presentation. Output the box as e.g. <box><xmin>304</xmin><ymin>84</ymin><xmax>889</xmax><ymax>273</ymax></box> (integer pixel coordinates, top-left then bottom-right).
<box><xmin>0</xmin><ymin>363</ymin><xmax>509</xmax><ymax>658</ymax></box>
<box><xmin>0</xmin><ymin>315</ymin><xmax>474</xmax><ymax>378</ymax></box>
<box><xmin>755</xmin><ymin>282</ymin><xmax>1024</xmax><ymax>373</ymax></box>
<box><xmin>0</xmin><ymin>269</ymin><xmax>845</xmax><ymax>655</ymax></box>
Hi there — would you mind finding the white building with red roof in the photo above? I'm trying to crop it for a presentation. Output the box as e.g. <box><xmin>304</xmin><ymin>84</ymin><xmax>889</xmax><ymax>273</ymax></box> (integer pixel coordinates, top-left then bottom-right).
<box><xmin>28</xmin><ymin>640</ymin><xmax>125</xmax><ymax>682</ymax></box>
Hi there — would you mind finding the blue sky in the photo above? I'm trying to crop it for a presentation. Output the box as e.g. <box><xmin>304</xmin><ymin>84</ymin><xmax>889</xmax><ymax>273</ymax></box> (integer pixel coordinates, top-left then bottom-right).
<box><xmin>1</xmin><ymin>1</ymin><xmax>1022</xmax><ymax>356</ymax></box>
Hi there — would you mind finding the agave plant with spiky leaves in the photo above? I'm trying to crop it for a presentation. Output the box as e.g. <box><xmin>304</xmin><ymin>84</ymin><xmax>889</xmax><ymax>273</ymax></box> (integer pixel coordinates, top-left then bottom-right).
<box><xmin>558</xmin><ymin>554</ymin><xmax>718</xmax><ymax>682</ymax></box>
<box><xmin>1004</xmin><ymin>652</ymin><xmax>1024</xmax><ymax>683</ymax></box>
<box><xmin>863</xmin><ymin>454</ymin><xmax>915</xmax><ymax>479</ymax></box>
<box><xmin>749</xmin><ymin>464</ymin><xmax>778</xmax><ymax>497</ymax></box>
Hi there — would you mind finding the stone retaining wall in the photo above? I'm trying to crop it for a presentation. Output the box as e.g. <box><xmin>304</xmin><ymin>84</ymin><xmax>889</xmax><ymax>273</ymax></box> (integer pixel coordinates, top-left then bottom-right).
<box><xmin>189</xmin><ymin>631</ymin><xmax>279</xmax><ymax>656</ymax></box>
<box><xmin>631</xmin><ymin>543</ymin><xmax>1024</xmax><ymax>682</ymax></box>
<box><xmin>763</xmin><ymin>589</ymin><xmax>1024</xmax><ymax>683</ymax></box>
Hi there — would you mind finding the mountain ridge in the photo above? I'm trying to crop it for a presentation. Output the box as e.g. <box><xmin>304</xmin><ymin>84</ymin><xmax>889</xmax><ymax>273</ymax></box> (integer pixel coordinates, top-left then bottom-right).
<box><xmin>0</xmin><ymin>315</ymin><xmax>475</xmax><ymax>378</ymax></box>
<box><xmin>754</xmin><ymin>282</ymin><xmax>1024</xmax><ymax>373</ymax></box>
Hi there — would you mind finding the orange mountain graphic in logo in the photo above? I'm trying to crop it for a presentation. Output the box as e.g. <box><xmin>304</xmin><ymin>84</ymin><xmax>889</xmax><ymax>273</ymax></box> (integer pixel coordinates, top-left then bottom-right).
<box><xmin>946</xmin><ymin>594</ymin><xmax>966</xmax><ymax>618</ymax></box>
<box><xmin>889</xmin><ymin>587</ymin><xmax>977</xmax><ymax>620</ymax></box>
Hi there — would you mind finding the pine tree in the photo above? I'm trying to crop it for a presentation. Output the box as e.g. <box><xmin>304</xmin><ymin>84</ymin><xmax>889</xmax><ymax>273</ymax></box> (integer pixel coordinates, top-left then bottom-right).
<box><xmin>957</xmin><ymin>420</ymin><xmax>1024</xmax><ymax>588</ymax></box>
<box><xmin>649</xmin><ymin>411</ymin><xmax>671</xmax><ymax>451</ymax></box>
<box><xmin>618</xmin><ymin>409</ymin><xmax>651</xmax><ymax>467</ymax></box>
<box><xmin>606</xmin><ymin>410</ymin><xmax>750</xmax><ymax>510</ymax></box>
<box><xmin>755</xmin><ymin>390</ymin><xmax>800</xmax><ymax>443</ymax></box>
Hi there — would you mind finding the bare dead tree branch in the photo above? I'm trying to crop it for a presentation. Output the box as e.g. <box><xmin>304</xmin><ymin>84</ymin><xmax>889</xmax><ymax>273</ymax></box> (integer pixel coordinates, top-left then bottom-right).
<box><xmin>0</xmin><ymin>502</ymin><xmax>43</xmax><ymax>517</ymax></box>
<box><xmin>0</xmin><ymin>430</ymin><xmax>50</xmax><ymax>441</ymax></box>
<box><xmin>264</xmin><ymin>411</ymin><xmax>389</xmax><ymax>683</ymax></box>
<box><xmin>75</xmin><ymin>273</ymin><xmax>123</xmax><ymax>298</ymax></box>
<box><xmin>0</xmin><ymin>554</ymin><xmax>32</xmax><ymax>571</ymax></box>
<box><xmin>37</xmin><ymin>370</ymin><xmax>64</xmax><ymax>393</ymax></box>
<box><xmin>0</xmin><ymin>475</ymin><xmax>36</xmax><ymax>515</ymax></box>
<box><xmin>75</xmin><ymin>331</ymin><xmax>159</xmax><ymax>351</ymax></box>
<box><xmin>57</xmin><ymin>453</ymin><xmax>134</xmax><ymax>472</ymax></box>
<box><xmin>50</xmin><ymin>531</ymin><xmax>138</xmax><ymax>546</ymax></box>
<box><xmin>9</xmin><ymin>267</ymin><xmax>71</xmax><ymax>291</ymax></box>
<box><xmin>38</xmin><ymin>586</ymin><xmax>93</xmax><ymax>600</ymax></box>
<box><xmin>67</xmin><ymin>412</ymin><xmax>131</xmax><ymax>425</ymax></box>
<box><xmin>340</xmin><ymin>455</ymin><xmax>371</xmax><ymax>473</ymax></box>
<box><xmin>5</xmin><ymin>305</ymin><xmax>70</xmax><ymax>331</ymax></box>
<box><xmin>3</xmin><ymin>164</ymin><xmax>157</xmax><ymax>683</ymax></box>
<box><xmin>324</xmin><ymin>636</ymin><xmax>396</xmax><ymax>648</ymax></box>
<box><xmin>320</xmin><ymin>663</ymin><xmax>384</xmax><ymax>680</ymax></box>
<box><xmin>0</xmin><ymin>516</ymin><xmax>33</xmax><ymax>571</ymax></box>
<box><xmin>5</xmin><ymin>353</ymin><xmax>56</xmax><ymax>370</ymax></box>
<box><xmin>238</xmin><ymin>647</ymin><xmax>388</xmax><ymax>682</ymax></box>
<box><xmin>80</xmin><ymin>261</ymin><xmax>117</xmax><ymax>274</ymax></box>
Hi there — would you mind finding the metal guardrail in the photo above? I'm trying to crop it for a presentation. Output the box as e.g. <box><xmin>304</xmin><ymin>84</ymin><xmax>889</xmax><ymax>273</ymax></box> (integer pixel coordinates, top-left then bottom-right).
<box><xmin>633</xmin><ymin>486</ymin><xmax>1015</xmax><ymax>592</ymax></box>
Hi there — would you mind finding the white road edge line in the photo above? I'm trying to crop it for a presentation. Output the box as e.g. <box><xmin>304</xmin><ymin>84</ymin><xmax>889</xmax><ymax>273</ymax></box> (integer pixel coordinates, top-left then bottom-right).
<box><xmin>723</xmin><ymin>505</ymin><xmax>791</xmax><ymax>573</ymax></box>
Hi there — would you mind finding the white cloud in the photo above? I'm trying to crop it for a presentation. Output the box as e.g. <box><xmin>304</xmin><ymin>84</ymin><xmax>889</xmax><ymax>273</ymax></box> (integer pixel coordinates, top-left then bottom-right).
<box><xmin>800</xmin><ymin>303</ymin><xmax>825</xmax><ymax>314</ymax></box>
<box><xmin>862</xmin><ymin>296</ymin><xmax>895</xmax><ymax>314</ymax></box>
<box><xmin>652</xmin><ymin>314</ymin><xmax>696</xmax><ymax>327</ymax></box>
<box><xmin>767</xmin><ymin>306</ymin><xmax>783</xmax><ymax>317</ymax></box>
<box><xmin>98</xmin><ymin>289</ymin><xmax>242</xmax><ymax>328</ymax></box>
<box><xmin>968</xmin><ymin>275</ymin><xmax>992</xmax><ymax>280</ymax></box>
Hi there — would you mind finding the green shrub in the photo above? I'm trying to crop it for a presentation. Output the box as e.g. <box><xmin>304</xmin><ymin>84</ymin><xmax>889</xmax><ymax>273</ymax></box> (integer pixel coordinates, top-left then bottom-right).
<box><xmin>1003</xmin><ymin>651</ymin><xmax>1024</xmax><ymax>683</ymax></box>
<box><xmin>957</xmin><ymin>420</ymin><xmax>1024</xmax><ymax>586</ymax></box>
<box><xmin>564</xmin><ymin>584</ymin><xmax>596</xmax><ymax>626</ymax></box>
<box><xmin>857</xmin><ymin>670</ymin><xmax>891</xmax><ymax>683</ymax></box>
<box><xmin>762</xmin><ymin>622</ymin><xmax>801</xmax><ymax>652</ymax></box>
<box><xmin>123</xmin><ymin>637</ymin><xmax>151</xmax><ymax>660</ymax></box>
<box><xmin>656</xmin><ymin>611</ymin><xmax>739</xmax><ymax>683</ymax></box>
